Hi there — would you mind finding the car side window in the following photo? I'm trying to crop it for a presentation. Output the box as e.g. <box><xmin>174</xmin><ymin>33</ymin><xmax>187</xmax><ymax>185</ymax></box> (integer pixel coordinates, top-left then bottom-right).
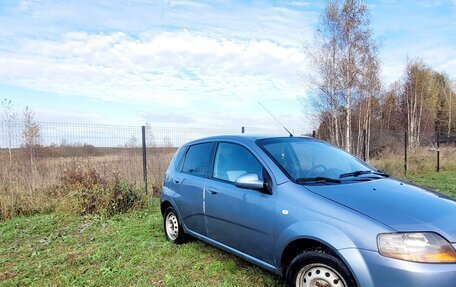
<box><xmin>173</xmin><ymin>146</ymin><xmax>187</xmax><ymax>172</ymax></box>
<box><xmin>213</xmin><ymin>142</ymin><xmax>264</xmax><ymax>183</ymax></box>
<box><xmin>182</xmin><ymin>142</ymin><xmax>213</xmax><ymax>177</ymax></box>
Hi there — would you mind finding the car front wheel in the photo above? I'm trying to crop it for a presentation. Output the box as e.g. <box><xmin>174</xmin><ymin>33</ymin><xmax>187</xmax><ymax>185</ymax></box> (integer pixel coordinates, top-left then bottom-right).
<box><xmin>286</xmin><ymin>250</ymin><xmax>356</xmax><ymax>287</ymax></box>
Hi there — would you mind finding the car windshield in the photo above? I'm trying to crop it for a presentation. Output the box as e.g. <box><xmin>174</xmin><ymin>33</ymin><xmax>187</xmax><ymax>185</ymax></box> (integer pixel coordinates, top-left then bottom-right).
<box><xmin>258</xmin><ymin>137</ymin><xmax>382</xmax><ymax>183</ymax></box>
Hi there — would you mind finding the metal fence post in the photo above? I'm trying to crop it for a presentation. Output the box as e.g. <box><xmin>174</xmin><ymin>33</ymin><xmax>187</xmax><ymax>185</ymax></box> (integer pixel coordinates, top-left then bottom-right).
<box><xmin>141</xmin><ymin>125</ymin><xmax>148</xmax><ymax>195</ymax></box>
<box><xmin>241</xmin><ymin>126</ymin><xmax>245</xmax><ymax>134</ymax></box>
<box><xmin>404</xmin><ymin>131</ymin><xmax>408</xmax><ymax>175</ymax></box>
<box><xmin>436</xmin><ymin>131</ymin><xmax>440</xmax><ymax>173</ymax></box>
<box><xmin>312</xmin><ymin>130</ymin><xmax>316</xmax><ymax>138</ymax></box>
<box><xmin>362</xmin><ymin>129</ymin><xmax>367</xmax><ymax>161</ymax></box>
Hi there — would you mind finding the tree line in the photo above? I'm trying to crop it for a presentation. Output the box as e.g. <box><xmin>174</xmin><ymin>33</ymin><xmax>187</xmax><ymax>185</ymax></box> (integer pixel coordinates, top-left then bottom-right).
<box><xmin>305</xmin><ymin>0</ymin><xmax>455</xmax><ymax>159</ymax></box>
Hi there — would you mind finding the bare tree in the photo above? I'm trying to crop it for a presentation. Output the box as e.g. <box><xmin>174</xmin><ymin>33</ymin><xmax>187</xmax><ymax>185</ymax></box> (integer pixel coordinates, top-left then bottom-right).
<box><xmin>145</xmin><ymin>122</ymin><xmax>156</xmax><ymax>148</ymax></box>
<box><xmin>339</xmin><ymin>0</ymin><xmax>374</xmax><ymax>153</ymax></box>
<box><xmin>381</xmin><ymin>82</ymin><xmax>402</xmax><ymax>133</ymax></box>
<box><xmin>125</xmin><ymin>135</ymin><xmax>138</xmax><ymax>148</ymax></box>
<box><xmin>304</xmin><ymin>0</ymin><xmax>377</xmax><ymax>153</ymax></box>
<box><xmin>1</xmin><ymin>99</ymin><xmax>18</xmax><ymax>167</ymax></box>
<box><xmin>304</xmin><ymin>1</ymin><xmax>343</xmax><ymax>146</ymax></box>
<box><xmin>403</xmin><ymin>59</ymin><xmax>438</xmax><ymax>147</ymax></box>
<box><xmin>163</xmin><ymin>136</ymin><xmax>172</xmax><ymax>148</ymax></box>
<box><xmin>356</xmin><ymin>45</ymin><xmax>381</xmax><ymax>160</ymax></box>
<box><xmin>22</xmin><ymin>106</ymin><xmax>40</xmax><ymax>169</ymax></box>
<box><xmin>434</xmin><ymin>72</ymin><xmax>454</xmax><ymax>139</ymax></box>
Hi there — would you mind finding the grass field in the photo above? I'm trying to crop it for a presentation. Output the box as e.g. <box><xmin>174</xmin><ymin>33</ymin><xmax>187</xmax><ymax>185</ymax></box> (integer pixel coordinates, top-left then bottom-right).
<box><xmin>1</xmin><ymin>172</ymin><xmax>455</xmax><ymax>287</ymax></box>
<box><xmin>406</xmin><ymin>171</ymin><xmax>456</xmax><ymax>198</ymax></box>
<box><xmin>0</xmin><ymin>198</ymin><xmax>281</xmax><ymax>287</ymax></box>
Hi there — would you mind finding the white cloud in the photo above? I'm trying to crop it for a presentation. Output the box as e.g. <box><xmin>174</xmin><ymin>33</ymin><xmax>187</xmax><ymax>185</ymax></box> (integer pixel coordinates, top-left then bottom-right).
<box><xmin>0</xmin><ymin>31</ymin><xmax>306</xmax><ymax>107</ymax></box>
<box><xmin>3</xmin><ymin>0</ymin><xmax>453</xmax><ymax>133</ymax></box>
<box><xmin>0</xmin><ymin>0</ymin><xmax>318</xmax><ymax>131</ymax></box>
<box><xmin>379</xmin><ymin>42</ymin><xmax>456</xmax><ymax>85</ymax></box>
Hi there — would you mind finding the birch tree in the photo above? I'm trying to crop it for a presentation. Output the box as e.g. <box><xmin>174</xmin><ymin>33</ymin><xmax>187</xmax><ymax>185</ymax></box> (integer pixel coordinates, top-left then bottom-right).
<box><xmin>434</xmin><ymin>72</ymin><xmax>454</xmax><ymax>139</ymax></box>
<box><xmin>339</xmin><ymin>0</ymin><xmax>374</xmax><ymax>153</ymax></box>
<box><xmin>403</xmin><ymin>60</ymin><xmax>438</xmax><ymax>147</ymax></box>
<box><xmin>304</xmin><ymin>0</ymin><xmax>343</xmax><ymax>146</ymax></box>
<box><xmin>356</xmin><ymin>45</ymin><xmax>381</xmax><ymax>159</ymax></box>
<box><xmin>305</xmin><ymin>0</ymin><xmax>377</xmax><ymax>153</ymax></box>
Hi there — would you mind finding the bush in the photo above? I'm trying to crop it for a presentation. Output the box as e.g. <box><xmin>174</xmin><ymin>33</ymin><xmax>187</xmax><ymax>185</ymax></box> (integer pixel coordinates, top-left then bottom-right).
<box><xmin>0</xmin><ymin>165</ymin><xmax>146</xmax><ymax>221</ymax></box>
<box><xmin>56</xmin><ymin>166</ymin><xmax>145</xmax><ymax>216</ymax></box>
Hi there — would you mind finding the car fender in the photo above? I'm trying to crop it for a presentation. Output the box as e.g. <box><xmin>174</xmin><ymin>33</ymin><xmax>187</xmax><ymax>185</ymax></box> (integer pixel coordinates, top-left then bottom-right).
<box><xmin>275</xmin><ymin>220</ymin><xmax>372</xmax><ymax>284</ymax></box>
<box><xmin>275</xmin><ymin>221</ymin><xmax>356</xmax><ymax>274</ymax></box>
<box><xmin>276</xmin><ymin>220</ymin><xmax>357</xmax><ymax>262</ymax></box>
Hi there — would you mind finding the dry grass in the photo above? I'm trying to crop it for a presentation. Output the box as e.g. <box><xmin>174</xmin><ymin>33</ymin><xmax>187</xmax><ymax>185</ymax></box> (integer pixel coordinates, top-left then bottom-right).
<box><xmin>1</xmin><ymin>144</ymin><xmax>455</xmax><ymax>220</ymax></box>
<box><xmin>369</xmin><ymin>144</ymin><xmax>456</xmax><ymax>176</ymax></box>
<box><xmin>0</xmin><ymin>147</ymin><xmax>175</xmax><ymax>220</ymax></box>
<box><xmin>0</xmin><ymin>164</ymin><xmax>148</xmax><ymax>220</ymax></box>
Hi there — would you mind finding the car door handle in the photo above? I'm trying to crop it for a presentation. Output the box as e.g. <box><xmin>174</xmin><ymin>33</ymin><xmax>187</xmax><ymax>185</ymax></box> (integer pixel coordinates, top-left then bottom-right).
<box><xmin>208</xmin><ymin>187</ymin><xmax>218</xmax><ymax>195</ymax></box>
<box><xmin>173</xmin><ymin>177</ymin><xmax>182</xmax><ymax>184</ymax></box>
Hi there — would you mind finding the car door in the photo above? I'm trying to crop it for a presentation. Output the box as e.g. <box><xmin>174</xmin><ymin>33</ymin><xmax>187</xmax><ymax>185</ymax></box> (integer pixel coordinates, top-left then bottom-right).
<box><xmin>174</xmin><ymin>142</ymin><xmax>214</xmax><ymax>236</ymax></box>
<box><xmin>205</xmin><ymin>141</ymin><xmax>276</xmax><ymax>265</ymax></box>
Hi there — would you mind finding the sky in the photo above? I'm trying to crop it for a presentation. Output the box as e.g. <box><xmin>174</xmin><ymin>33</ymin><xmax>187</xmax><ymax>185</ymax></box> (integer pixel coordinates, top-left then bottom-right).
<box><xmin>0</xmin><ymin>0</ymin><xmax>455</xmax><ymax>133</ymax></box>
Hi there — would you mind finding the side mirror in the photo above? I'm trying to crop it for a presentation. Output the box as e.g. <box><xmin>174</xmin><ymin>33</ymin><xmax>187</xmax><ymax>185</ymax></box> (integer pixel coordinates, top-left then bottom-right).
<box><xmin>234</xmin><ymin>173</ymin><xmax>266</xmax><ymax>191</ymax></box>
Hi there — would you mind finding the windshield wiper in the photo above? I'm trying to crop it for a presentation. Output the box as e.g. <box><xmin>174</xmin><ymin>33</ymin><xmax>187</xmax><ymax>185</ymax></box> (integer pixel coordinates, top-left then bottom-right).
<box><xmin>296</xmin><ymin>177</ymin><xmax>341</xmax><ymax>184</ymax></box>
<box><xmin>339</xmin><ymin>170</ymin><xmax>389</xmax><ymax>179</ymax></box>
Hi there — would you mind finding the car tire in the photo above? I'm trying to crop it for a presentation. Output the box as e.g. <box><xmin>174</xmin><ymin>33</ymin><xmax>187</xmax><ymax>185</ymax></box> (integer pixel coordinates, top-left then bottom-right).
<box><xmin>163</xmin><ymin>207</ymin><xmax>188</xmax><ymax>244</ymax></box>
<box><xmin>285</xmin><ymin>249</ymin><xmax>357</xmax><ymax>287</ymax></box>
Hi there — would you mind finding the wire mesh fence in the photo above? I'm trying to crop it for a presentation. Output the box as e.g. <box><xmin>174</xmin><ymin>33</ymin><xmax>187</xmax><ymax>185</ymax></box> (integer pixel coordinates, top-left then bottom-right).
<box><xmin>1</xmin><ymin>121</ymin><xmax>455</xmax><ymax>197</ymax></box>
<box><xmin>0</xmin><ymin>121</ymin><xmax>298</xmax><ymax>195</ymax></box>
<box><xmin>353</xmin><ymin>129</ymin><xmax>456</xmax><ymax>176</ymax></box>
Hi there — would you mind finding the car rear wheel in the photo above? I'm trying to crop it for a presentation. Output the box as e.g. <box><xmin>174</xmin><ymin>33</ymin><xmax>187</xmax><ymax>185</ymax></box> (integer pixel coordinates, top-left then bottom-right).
<box><xmin>163</xmin><ymin>207</ymin><xmax>188</xmax><ymax>244</ymax></box>
<box><xmin>286</xmin><ymin>250</ymin><xmax>356</xmax><ymax>287</ymax></box>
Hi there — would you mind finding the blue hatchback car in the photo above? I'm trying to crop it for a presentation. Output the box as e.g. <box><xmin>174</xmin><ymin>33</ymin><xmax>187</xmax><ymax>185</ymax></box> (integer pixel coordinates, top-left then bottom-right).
<box><xmin>160</xmin><ymin>135</ymin><xmax>456</xmax><ymax>287</ymax></box>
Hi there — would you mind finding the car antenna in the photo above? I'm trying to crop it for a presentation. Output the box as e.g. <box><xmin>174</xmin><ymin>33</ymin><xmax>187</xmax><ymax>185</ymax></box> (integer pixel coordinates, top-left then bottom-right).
<box><xmin>258</xmin><ymin>102</ymin><xmax>293</xmax><ymax>137</ymax></box>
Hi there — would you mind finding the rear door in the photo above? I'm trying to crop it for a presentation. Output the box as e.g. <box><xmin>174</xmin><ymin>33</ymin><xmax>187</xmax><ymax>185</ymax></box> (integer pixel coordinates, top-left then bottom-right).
<box><xmin>174</xmin><ymin>142</ymin><xmax>214</xmax><ymax>236</ymax></box>
<box><xmin>205</xmin><ymin>142</ymin><xmax>276</xmax><ymax>264</ymax></box>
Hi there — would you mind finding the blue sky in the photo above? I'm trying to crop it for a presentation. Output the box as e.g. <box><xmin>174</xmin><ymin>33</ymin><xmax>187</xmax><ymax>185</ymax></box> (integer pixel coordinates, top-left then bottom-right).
<box><xmin>0</xmin><ymin>0</ymin><xmax>455</xmax><ymax>132</ymax></box>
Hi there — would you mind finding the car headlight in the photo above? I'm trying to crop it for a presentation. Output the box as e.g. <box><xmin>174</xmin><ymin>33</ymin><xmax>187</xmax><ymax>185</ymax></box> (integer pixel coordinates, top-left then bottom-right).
<box><xmin>377</xmin><ymin>232</ymin><xmax>456</xmax><ymax>263</ymax></box>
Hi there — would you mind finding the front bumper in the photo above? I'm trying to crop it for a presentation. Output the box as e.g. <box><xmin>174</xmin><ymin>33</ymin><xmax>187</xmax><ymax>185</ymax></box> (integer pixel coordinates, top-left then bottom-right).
<box><xmin>339</xmin><ymin>248</ymin><xmax>456</xmax><ymax>287</ymax></box>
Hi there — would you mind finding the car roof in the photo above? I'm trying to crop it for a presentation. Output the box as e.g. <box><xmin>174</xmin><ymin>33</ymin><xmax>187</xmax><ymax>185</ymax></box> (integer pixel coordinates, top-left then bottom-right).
<box><xmin>183</xmin><ymin>134</ymin><xmax>314</xmax><ymax>146</ymax></box>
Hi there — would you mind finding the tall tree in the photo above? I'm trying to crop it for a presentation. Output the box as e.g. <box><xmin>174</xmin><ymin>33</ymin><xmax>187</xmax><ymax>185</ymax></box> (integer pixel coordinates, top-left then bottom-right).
<box><xmin>304</xmin><ymin>0</ymin><xmax>378</xmax><ymax>153</ymax></box>
<box><xmin>434</xmin><ymin>72</ymin><xmax>454</xmax><ymax>139</ymax></box>
<box><xmin>304</xmin><ymin>0</ymin><xmax>343</xmax><ymax>146</ymax></box>
<box><xmin>356</xmin><ymin>45</ymin><xmax>381</xmax><ymax>159</ymax></box>
<box><xmin>339</xmin><ymin>0</ymin><xmax>374</xmax><ymax>153</ymax></box>
<box><xmin>381</xmin><ymin>82</ymin><xmax>403</xmax><ymax>133</ymax></box>
<box><xmin>402</xmin><ymin>59</ymin><xmax>438</xmax><ymax>147</ymax></box>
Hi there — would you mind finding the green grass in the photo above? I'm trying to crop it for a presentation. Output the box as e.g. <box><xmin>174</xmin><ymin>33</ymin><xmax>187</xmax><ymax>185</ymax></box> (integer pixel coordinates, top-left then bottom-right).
<box><xmin>1</xmin><ymin>172</ymin><xmax>455</xmax><ymax>287</ymax></box>
<box><xmin>0</xmin><ymin>199</ymin><xmax>281</xmax><ymax>287</ymax></box>
<box><xmin>406</xmin><ymin>171</ymin><xmax>456</xmax><ymax>198</ymax></box>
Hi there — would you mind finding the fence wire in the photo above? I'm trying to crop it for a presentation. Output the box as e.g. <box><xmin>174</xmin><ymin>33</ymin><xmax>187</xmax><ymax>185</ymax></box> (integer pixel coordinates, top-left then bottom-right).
<box><xmin>0</xmin><ymin>122</ymin><xmax>301</xmax><ymax>194</ymax></box>
<box><xmin>1</xmin><ymin>121</ymin><xmax>454</xmax><ymax>195</ymax></box>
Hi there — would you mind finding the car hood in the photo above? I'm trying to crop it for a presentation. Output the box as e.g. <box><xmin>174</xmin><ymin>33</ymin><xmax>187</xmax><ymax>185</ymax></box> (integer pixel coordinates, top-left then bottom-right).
<box><xmin>304</xmin><ymin>178</ymin><xmax>456</xmax><ymax>243</ymax></box>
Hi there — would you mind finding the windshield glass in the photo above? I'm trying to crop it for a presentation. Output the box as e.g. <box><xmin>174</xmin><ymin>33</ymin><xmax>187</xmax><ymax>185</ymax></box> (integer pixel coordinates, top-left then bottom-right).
<box><xmin>258</xmin><ymin>137</ymin><xmax>377</xmax><ymax>181</ymax></box>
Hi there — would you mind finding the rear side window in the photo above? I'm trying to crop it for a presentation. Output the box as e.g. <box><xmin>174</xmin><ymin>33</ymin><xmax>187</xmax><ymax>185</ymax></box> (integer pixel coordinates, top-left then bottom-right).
<box><xmin>173</xmin><ymin>147</ymin><xmax>187</xmax><ymax>171</ymax></box>
<box><xmin>182</xmin><ymin>142</ymin><xmax>213</xmax><ymax>177</ymax></box>
<box><xmin>213</xmin><ymin>142</ymin><xmax>264</xmax><ymax>182</ymax></box>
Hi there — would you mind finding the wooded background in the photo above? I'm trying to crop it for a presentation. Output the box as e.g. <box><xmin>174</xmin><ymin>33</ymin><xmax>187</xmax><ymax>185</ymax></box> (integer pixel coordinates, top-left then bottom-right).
<box><xmin>304</xmin><ymin>0</ymin><xmax>456</xmax><ymax>160</ymax></box>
